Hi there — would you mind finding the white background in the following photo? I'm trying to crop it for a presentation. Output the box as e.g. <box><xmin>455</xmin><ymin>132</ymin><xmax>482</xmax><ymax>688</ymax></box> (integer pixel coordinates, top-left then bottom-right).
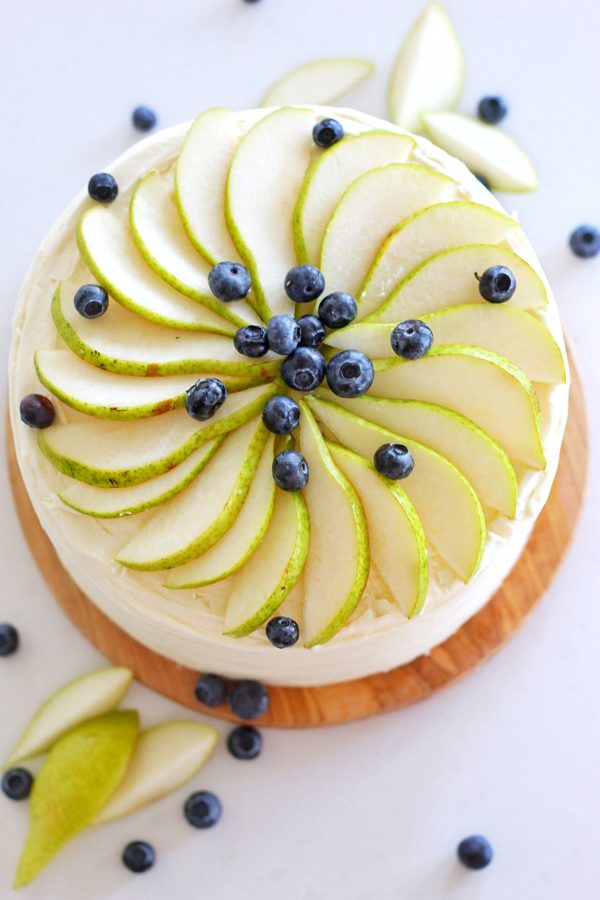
<box><xmin>1</xmin><ymin>1</ymin><xmax>599</xmax><ymax>897</ymax></box>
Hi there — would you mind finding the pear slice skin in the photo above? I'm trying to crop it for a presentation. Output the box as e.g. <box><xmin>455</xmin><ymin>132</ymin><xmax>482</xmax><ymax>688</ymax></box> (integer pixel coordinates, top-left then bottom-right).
<box><xmin>14</xmin><ymin>711</ymin><xmax>139</xmax><ymax>889</ymax></box>
<box><xmin>4</xmin><ymin>667</ymin><xmax>133</xmax><ymax>768</ymax></box>
<box><xmin>261</xmin><ymin>58</ymin><xmax>374</xmax><ymax>107</ymax></box>
<box><xmin>95</xmin><ymin>721</ymin><xmax>218</xmax><ymax>825</ymax></box>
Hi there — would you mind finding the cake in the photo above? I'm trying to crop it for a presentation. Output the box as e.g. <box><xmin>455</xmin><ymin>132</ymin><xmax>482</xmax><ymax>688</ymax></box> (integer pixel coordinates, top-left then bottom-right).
<box><xmin>9</xmin><ymin>105</ymin><xmax>569</xmax><ymax>686</ymax></box>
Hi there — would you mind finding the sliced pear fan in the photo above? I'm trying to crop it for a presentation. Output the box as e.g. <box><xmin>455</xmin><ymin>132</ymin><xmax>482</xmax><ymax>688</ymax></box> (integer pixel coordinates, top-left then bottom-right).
<box><xmin>261</xmin><ymin>58</ymin><xmax>374</xmax><ymax>107</ymax></box>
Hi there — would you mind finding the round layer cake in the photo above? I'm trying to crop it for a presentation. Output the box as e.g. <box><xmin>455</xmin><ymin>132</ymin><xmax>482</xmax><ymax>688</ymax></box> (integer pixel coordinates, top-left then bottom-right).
<box><xmin>9</xmin><ymin>106</ymin><xmax>569</xmax><ymax>686</ymax></box>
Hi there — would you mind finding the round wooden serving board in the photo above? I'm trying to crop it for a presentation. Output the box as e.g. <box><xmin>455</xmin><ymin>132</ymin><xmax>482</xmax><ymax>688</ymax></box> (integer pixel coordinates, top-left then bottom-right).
<box><xmin>8</xmin><ymin>358</ymin><xmax>588</xmax><ymax>728</ymax></box>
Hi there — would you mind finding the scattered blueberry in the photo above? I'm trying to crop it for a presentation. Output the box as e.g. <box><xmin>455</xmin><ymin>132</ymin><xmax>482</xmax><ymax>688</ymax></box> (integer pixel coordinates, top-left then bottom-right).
<box><xmin>477</xmin><ymin>266</ymin><xmax>516</xmax><ymax>303</ymax></box>
<box><xmin>284</xmin><ymin>265</ymin><xmax>325</xmax><ymax>303</ymax></box>
<box><xmin>297</xmin><ymin>314</ymin><xmax>325</xmax><ymax>348</ymax></box>
<box><xmin>326</xmin><ymin>350</ymin><xmax>374</xmax><ymax>398</ymax></box>
<box><xmin>132</xmin><ymin>105</ymin><xmax>157</xmax><ymax>132</ymax></box>
<box><xmin>122</xmin><ymin>841</ymin><xmax>155</xmax><ymax>874</ymax></box>
<box><xmin>374</xmin><ymin>443</ymin><xmax>415</xmax><ymax>480</ymax></box>
<box><xmin>233</xmin><ymin>325</ymin><xmax>269</xmax><ymax>358</ymax></box>
<box><xmin>266</xmin><ymin>616</ymin><xmax>299</xmax><ymax>648</ymax></box>
<box><xmin>0</xmin><ymin>624</ymin><xmax>19</xmax><ymax>657</ymax></box>
<box><xmin>227</xmin><ymin>725</ymin><xmax>262</xmax><ymax>760</ymax></box>
<box><xmin>272</xmin><ymin>449</ymin><xmax>309</xmax><ymax>492</ymax></box>
<box><xmin>229</xmin><ymin>679</ymin><xmax>270</xmax><ymax>720</ymax></box>
<box><xmin>184</xmin><ymin>791</ymin><xmax>222</xmax><ymax>829</ymax></box>
<box><xmin>569</xmin><ymin>225</ymin><xmax>600</xmax><ymax>259</ymax></box>
<box><xmin>266</xmin><ymin>314</ymin><xmax>301</xmax><ymax>356</ymax></box>
<box><xmin>208</xmin><ymin>261</ymin><xmax>252</xmax><ymax>301</ymax></box>
<box><xmin>194</xmin><ymin>673</ymin><xmax>227</xmax><ymax>708</ymax></box>
<box><xmin>313</xmin><ymin>118</ymin><xmax>344</xmax><ymax>149</ymax></box>
<box><xmin>477</xmin><ymin>96</ymin><xmax>508</xmax><ymax>125</ymax></box>
<box><xmin>262</xmin><ymin>395</ymin><xmax>300</xmax><ymax>434</ymax></box>
<box><xmin>88</xmin><ymin>172</ymin><xmax>118</xmax><ymax>203</ymax></box>
<box><xmin>457</xmin><ymin>835</ymin><xmax>494</xmax><ymax>870</ymax></box>
<box><xmin>318</xmin><ymin>292</ymin><xmax>358</xmax><ymax>329</ymax></box>
<box><xmin>19</xmin><ymin>395</ymin><xmax>55</xmax><ymax>430</ymax></box>
<box><xmin>390</xmin><ymin>320</ymin><xmax>434</xmax><ymax>360</ymax></box>
<box><xmin>1</xmin><ymin>768</ymin><xmax>33</xmax><ymax>800</ymax></box>
<box><xmin>473</xmin><ymin>172</ymin><xmax>492</xmax><ymax>190</ymax></box>
<box><xmin>185</xmin><ymin>378</ymin><xmax>227</xmax><ymax>421</ymax></box>
<box><xmin>281</xmin><ymin>347</ymin><xmax>326</xmax><ymax>392</ymax></box>
<box><xmin>73</xmin><ymin>284</ymin><xmax>109</xmax><ymax>319</ymax></box>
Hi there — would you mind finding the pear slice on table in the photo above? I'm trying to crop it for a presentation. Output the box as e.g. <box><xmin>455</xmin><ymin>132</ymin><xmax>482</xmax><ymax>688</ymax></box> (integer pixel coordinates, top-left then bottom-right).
<box><xmin>261</xmin><ymin>58</ymin><xmax>374</xmax><ymax>107</ymax></box>
<box><xmin>38</xmin><ymin>383</ymin><xmax>276</xmax><ymax>487</ymax></box>
<box><xmin>14</xmin><ymin>711</ymin><xmax>139</xmax><ymax>889</ymax></box>
<box><xmin>328</xmin><ymin>443</ymin><xmax>428</xmax><ymax>617</ymax></box>
<box><xmin>95</xmin><ymin>721</ymin><xmax>217</xmax><ymax>824</ymax></box>
<box><xmin>307</xmin><ymin>396</ymin><xmax>485</xmax><ymax>582</ymax></box>
<box><xmin>293</xmin><ymin>130</ymin><xmax>414</xmax><ymax>265</ymax></box>
<box><xmin>116</xmin><ymin>417</ymin><xmax>270</xmax><ymax>570</ymax></box>
<box><xmin>4</xmin><ymin>667</ymin><xmax>132</xmax><ymax>768</ymax></box>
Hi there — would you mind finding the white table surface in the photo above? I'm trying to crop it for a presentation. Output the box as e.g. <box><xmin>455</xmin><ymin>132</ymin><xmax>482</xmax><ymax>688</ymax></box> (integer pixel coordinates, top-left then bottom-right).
<box><xmin>1</xmin><ymin>1</ymin><xmax>599</xmax><ymax>897</ymax></box>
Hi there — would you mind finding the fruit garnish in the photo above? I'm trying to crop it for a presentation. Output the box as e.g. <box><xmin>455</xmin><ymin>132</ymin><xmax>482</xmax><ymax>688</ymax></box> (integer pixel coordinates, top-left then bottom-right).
<box><xmin>272</xmin><ymin>449</ymin><xmax>309</xmax><ymax>492</ymax></box>
<box><xmin>122</xmin><ymin>840</ymin><xmax>155</xmax><ymax>873</ymax></box>
<box><xmin>312</xmin><ymin>117</ymin><xmax>345</xmax><ymax>148</ymax></box>
<box><xmin>284</xmin><ymin>264</ymin><xmax>325</xmax><ymax>303</ymax></box>
<box><xmin>184</xmin><ymin>377</ymin><xmax>228</xmax><ymax>421</ymax></box>
<box><xmin>19</xmin><ymin>394</ymin><xmax>55</xmax><ymax>429</ymax></box>
<box><xmin>477</xmin><ymin>95</ymin><xmax>508</xmax><ymax>125</ymax></box>
<box><xmin>73</xmin><ymin>284</ymin><xmax>109</xmax><ymax>319</ymax></box>
<box><xmin>208</xmin><ymin>260</ymin><xmax>252</xmax><ymax>301</ymax></box>
<box><xmin>457</xmin><ymin>835</ymin><xmax>494</xmax><ymax>870</ymax></box>
<box><xmin>477</xmin><ymin>265</ymin><xmax>517</xmax><ymax>303</ymax></box>
<box><xmin>390</xmin><ymin>320</ymin><xmax>434</xmax><ymax>359</ymax></box>
<box><xmin>569</xmin><ymin>224</ymin><xmax>600</xmax><ymax>259</ymax></box>
<box><xmin>88</xmin><ymin>172</ymin><xmax>118</xmax><ymax>203</ymax></box>
<box><xmin>194</xmin><ymin>673</ymin><xmax>228</xmax><ymax>708</ymax></box>
<box><xmin>227</xmin><ymin>725</ymin><xmax>262</xmax><ymax>760</ymax></box>
<box><xmin>2</xmin><ymin>768</ymin><xmax>33</xmax><ymax>801</ymax></box>
<box><xmin>234</xmin><ymin>324</ymin><xmax>269</xmax><ymax>357</ymax></box>
<box><xmin>131</xmin><ymin>105</ymin><xmax>157</xmax><ymax>132</ymax></box>
<box><xmin>228</xmin><ymin>680</ymin><xmax>270</xmax><ymax>720</ymax></box>
<box><xmin>0</xmin><ymin>622</ymin><xmax>20</xmax><ymax>655</ymax></box>
<box><xmin>325</xmin><ymin>349</ymin><xmax>374</xmax><ymax>398</ymax></box>
<box><xmin>262</xmin><ymin>395</ymin><xmax>300</xmax><ymax>435</ymax></box>
<box><xmin>374</xmin><ymin>442</ymin><xmax>415</xmax><ymax>480</ymax></box>
<box><xmin>184</xmin><ymin>790</ymin><xmax>222</xmax><ymax>829</ymax></box>
<box><xmin>281</xmin><ymin>346</ymin><xmax>326</xmax><ymax>392</ymax></box>
<box><xmin>317</xmin><ymin>292</ymin><xmax>358</xmax><ymax>329</ymax></box>
<box><xmin>266</xmin><ymin>616</ymin><xmax>300</xmax><ymax>648</ymax></box>
<box><xmin>261</xmin><ymin>59</ymin><xmax>373</xmax><ymax>108</ymax></box>
<box><xmin>266</xmin><ymin>314</ymin><xmax>301</xmax><ymax>355</ymax></box>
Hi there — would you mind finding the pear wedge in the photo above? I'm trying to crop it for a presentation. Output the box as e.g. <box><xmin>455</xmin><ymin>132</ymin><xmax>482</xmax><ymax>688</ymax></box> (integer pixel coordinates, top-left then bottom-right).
<box><xmin>261</xmin><ymin>59</ymin><xmax>373</xmax><ymax>107</ymax></box>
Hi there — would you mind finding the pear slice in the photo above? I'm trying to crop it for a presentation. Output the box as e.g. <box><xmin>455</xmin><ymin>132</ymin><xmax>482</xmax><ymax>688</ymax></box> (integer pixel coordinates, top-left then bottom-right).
<box><xmin>366</xmin><ymin>243</ymin><xmax>547</xmax><ymax>323</ymax></box>
<box><xmin>371</xmin><ymin>346</ymin><xmax>545</xmax><ymax>468</ymax></box>
<box><xmin>14</xmin><ymin>711</ymin><xmax>139</xmax><ymax>889</ymax></box>
<box><xmin>167</xmin><ymin>435</ymin><xmax>275</xmax><ymax>588</ymax></box>
<box><xmin>226</xmin><ymin>107</ymin><xmax>317</xmax><ymax>321</ymax></box>
<box><xmin>423</xmin><ymin>112</ymin><xmax>538</xmax><ymax>192</ymax></box>
<box><xmin>299</xmin><ymin>402</ymin><xmax>369</xmax><ymax>646</ymax></box>
<box><xmin>77</xmin><ymin>206</ymin><xmax>234</xmax><ymax>333</ymax></box>
<box><xmin>95</xmin><ymin>721</ymin><xmax>217</xmax><ymax>824</ymax></box>
<box><xmin>388</xmin><ymin>2</ymin><xmax>464</xmax><ymax>132</ymax></box>
<box><xmin>223</xmin><ymin>489</ymin><xmax>309</xmax><ymax>637</ymax></box>
<box><xmin>358</xmin><ymin>201</ymin><xmax>520</xmax><ymax>317</ymax></box>
<box><xmin>328</xmin><ymin>443</ymin><xmax>428</xmax><ymax>617</ymax></box>
<box><xmin>116</xmin><ymin>417</ymin><xmax>270</xmax><ymax>570</ymax></box>
<box><xmin>307</xmin><ymin>396</ymin><xmax>485</xmax><ymax>582</ymax></box>
<box><xmin>38</xmin><ymin>383</ymin><xmax>276</xmax><ymax>487</ymax></box>
<box><xmin>261</xmin><ymin>58</ymin><xmax>374</xmax><ymax>107</ymax></box>
<box><xmin>4</xmin><ymin>667</ymin><xmax>132</xmax><ymax>767</ymax></box>
<box><xmin>293</xmin><ymin>130</ymin><xmax>415</xmax><ymax>265</ymax></box>
<box><xmin>320</xmin><ymin>164</ymin><xmax>455</xmax><ymax>299</ymax></box>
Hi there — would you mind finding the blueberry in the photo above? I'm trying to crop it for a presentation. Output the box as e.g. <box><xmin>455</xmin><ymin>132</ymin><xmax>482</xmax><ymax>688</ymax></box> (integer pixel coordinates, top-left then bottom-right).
<box><xmin>185</xmin><ymin>378</ymin><xmax>227</xmax><ymax>421</ymax></box>
<box><xmin>318</xmin><ymin>292</ymin><xmax>357</xmax><ymax>329</ymax></box>
<box><xmin>390</xmin><ymin>320</ymin><xmax>433</xmax><ymax>360</ymax></box>
<box><xmin>477</xmin><ymin>266</ymin><xmax>516</xmax><ymax>303</ymax></box>
<box><xmin>313</xmin><ymin>118</ymin><xmax>344</xmax><ymax>149</ymax></box>
<box><xmin>272</xmin><ymin>449</ymin><xmax>309</xmax><ymax>492</ymax></box>
<box><xmin>284</xmin><ymin>265</ymin><xmax>325</xmax><ymax>303</ymax></box>
<box><xmin>122</xmin><ymin>841</ymin><xmax>155</xmax><ymax>873</ymax></box>
<box><xmin>266</xmin><ymin>314</ymin><xmax>301</xmax><ymax>356</ymax></box>
<box><xmin>229</xmin><ymin>680</ymin><xmax>270</xmax><ymax>720</ymax></box>
<box><xmin>194</xmin><ymin>673</ymin><xmax>227</xmax><ymax>708</ymax></box>
<box><xmin>297</xmin><ymin>314</ymin><xmax>325</xmax><ymax>348</ymax></box>
<box><xmin>208</xmin><ymin>261</ymin><xmax>252</xmax><ymax>301</ymax></box>
<box><xmin>457</xmin><ymin>835</ymin><xmax>493</xmax><ymax>870</ymax></box>
<box><xmin>73</xmin><ymin>284</ymin><xmax>109</xmax><ymax>319</ymax></box>
<box><xmin>19</xmin><ymin>395</ymin><xmax>55</xmax><ymax>430</ymax></box>
<box><xmin>569</xmin><ymin>225</ymin><xmax>600</xmax><ymax>259</ymax></box>
<box><xmin>326</xmin><ymin>350</ymin><xmax>374</xmax><ymax>398</ymax></box>
<box><xmin>184</xmin><ymin>791</ymin><xmax>222</xmax><ymax>829</ymax></box>
<box><xmin>132</xmin><ymin>105</ymin><xmax>157</xmax><ymax>132</ymax></box>
<box><xmin>88</xmin><ymin>172</ymin><xmax>118</xmax><ymax>203</ymax></box>
<box><xmin>227</xmin><ymin>725</ymin><xmax>262</xmax><ymax>760</ymax></box>
<box><xmin>374</xmin><ymin>443</ymin><xmax>414</xmax><ymax>480</ymax></box>
<box><xmin>281</xmin><ymin>347</ymin><xmax>325</xmax><ymax>392</ymax></box>
<box><xmin>266</xmin><ymin>616</ymin><xmax>299</xmax><ymax>648</ymax></box>
<box><xmin>473</xmin><ymin>172</ymin><xmax>492</xmax><ymax>190</ymax></box>
<box><xmin>477</xmin><ymin>96</ymin><xmax>508</xmax><ymax>125</ymax></box>
<box><xmin>1</xmin><ymin>768</ymin><xmax>33</xmax><ymax>800</ymax></box>
<box><xmin>233</xmin><ymin>325</ymin><xmax>269</xmax><ymax>358</ymax></box>
<box><xmin>262</xmin><ymin>395</ymin><xmax>300</xmax><ymax>434</ymax></box>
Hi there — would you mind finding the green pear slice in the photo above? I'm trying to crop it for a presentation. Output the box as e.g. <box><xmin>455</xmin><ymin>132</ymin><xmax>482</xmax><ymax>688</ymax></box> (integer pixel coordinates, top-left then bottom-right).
<box><xmin>261</xmin><ymin>58</ymin><xmax>374</xmax><ymax>107</ymax></box>
<box><xmin>116</xmin><ymin>417</ymin><xmax>270</xmax><ymax>570</ymax></box>
<box><xmin>366</xmin><ymin>243</ymin><xmax>548</xmax><ymax>324</ymax></box>
<box><xmin>371</xmin><ymin>346</ymin><xmax>545</xmax><ymax>468</ymax></box>
<box><xmin>293</xmin><ymin>130</ymin><xmax>415</xmax><ymax>265</ymax></box>
<box><xmin>223</xmin><ymin>489</ymin><xmax>309</xmax><ymax>637</ymax></box>
<box><xmin>77</xmin><ymin>206</ymin><xmax>234</xmax><ymax>333</ymax></box>
<box><xmin>4</xmin><ymin>667</ymin><xmax>132</xmax><ymax>767</ymax></box>
<box><xmin>320</xmin><ymin>164</ymin><xmax>455</xmax><ymax>299</ymax></box>
<box><xmin>38</xmin><ymin>383</ymin><xmax>275</xmax><ymax>487</ymax></box>
<box><xmin>307</xmin><ymin>396</ymin><xmax>485</xmax><ymax>581</ymax></box>
<box><xmin>388</xmin><ymin>2</ymin><xmax>464</xmax><ymax>132</ymax></box>
<box><xmin>299</xmin><ymin>402</ymin><xmax>369</xmax><ymax>646</ymax></box>
<box><xmin>328</xmin><ymin>443</ymin><xmax>428</xmax><ymax>617</ymax></box>
<box><xmin>226</xmin><ymin>107</ymin><xmax>317</xmax><ymax>321</ymax></box>
<box><xmin>167</xmin><ymin>436</ymin><xmax>276</xmax><ymax>588</ymax></box>
<box><xmin>95</xmin><ymin>721</ymin><xmax>217</xmax><ymax>824</ymax></box>
<box><xmin>358</xmin><ymin>201</ymin><xmax>520</xmax><ymax>317</ymax></box>
<box><xmin>423</xmin><ymin>112</ymin><xmax>538</xmax><ymax>192</ymax></box>
<box><xmin>175</xmin><ymin>108</ymin><xmax>241</xmax><ymax>265</ymax></box>
<box><xmin>14</xmin><ymin>711</ymin><xmax>139</xmax><ymax>889</ymax></box>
